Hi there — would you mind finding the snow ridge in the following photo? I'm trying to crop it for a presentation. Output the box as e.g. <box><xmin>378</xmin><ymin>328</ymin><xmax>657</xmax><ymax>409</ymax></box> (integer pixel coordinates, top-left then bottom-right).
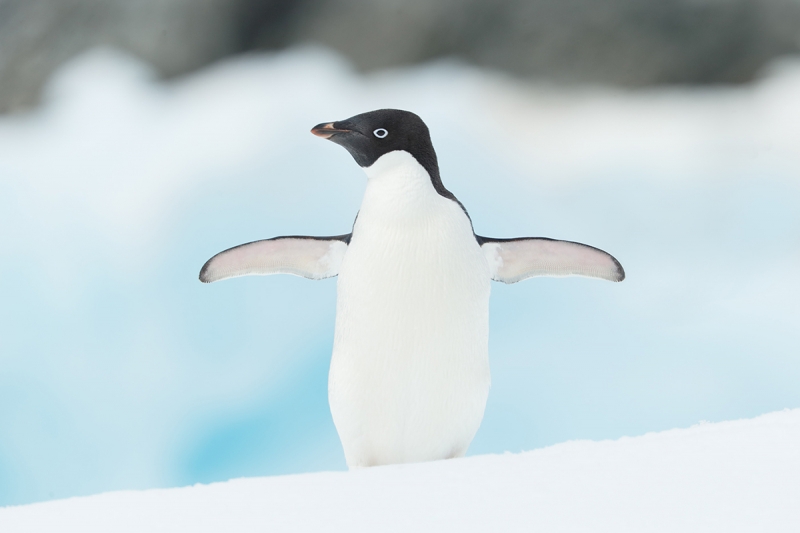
<box><xmin>2</xmin><ymin>409</ymin><xmax>799</xmax><ymax>532</ymax></box>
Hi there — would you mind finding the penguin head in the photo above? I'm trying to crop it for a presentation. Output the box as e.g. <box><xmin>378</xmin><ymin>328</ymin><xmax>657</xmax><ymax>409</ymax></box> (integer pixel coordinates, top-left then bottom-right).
<box><xmin>311</xmin><ymin>109</ymin><xmax>438</xmax><ymax>175</ymax></box>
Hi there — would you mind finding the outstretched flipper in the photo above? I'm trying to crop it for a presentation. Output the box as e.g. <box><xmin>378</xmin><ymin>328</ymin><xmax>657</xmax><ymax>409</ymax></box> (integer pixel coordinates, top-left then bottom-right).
<box><xmin>477</xmin><ymin>236</ymin><xmax>625</xmax><ymax>284</ymax></box>
<box><xmin>199</xmin><ymin>235</ymin><xmax>350</xmax><ymax>283</ymax></box>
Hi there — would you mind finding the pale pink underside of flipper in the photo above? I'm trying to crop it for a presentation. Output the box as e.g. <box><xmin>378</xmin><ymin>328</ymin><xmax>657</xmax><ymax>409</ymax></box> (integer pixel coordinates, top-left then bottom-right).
<box><xmin>481</xmin><ymin>238</ymin><xmax>625</xmax><ymax>284</ymax></box>
<box><xmin>199</xmin><ymin>238</ymin><xmax>348</xmax><ymax>283</ymax></box>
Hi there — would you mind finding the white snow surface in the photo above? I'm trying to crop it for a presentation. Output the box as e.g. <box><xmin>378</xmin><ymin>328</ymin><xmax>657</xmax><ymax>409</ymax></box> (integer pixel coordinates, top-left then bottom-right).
<box><xmin>2</xmin><ymin>409</ymin><xmax>799</xmax><ymax>532</ymax></box>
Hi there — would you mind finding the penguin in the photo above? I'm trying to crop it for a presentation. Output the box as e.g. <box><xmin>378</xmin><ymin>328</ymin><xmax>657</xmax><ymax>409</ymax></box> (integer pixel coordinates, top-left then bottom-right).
<box><xmin>199</xmin><ymin>109</ymin><xmax>624</xmax><ymax>468</ymax></box>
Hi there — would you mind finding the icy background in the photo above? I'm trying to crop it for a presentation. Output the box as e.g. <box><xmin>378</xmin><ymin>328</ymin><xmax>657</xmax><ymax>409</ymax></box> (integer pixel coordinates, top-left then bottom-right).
<box><xmin>0</xmin><ymin>47</ymin><xmax>798</xmax><ymax>506</ymax></box>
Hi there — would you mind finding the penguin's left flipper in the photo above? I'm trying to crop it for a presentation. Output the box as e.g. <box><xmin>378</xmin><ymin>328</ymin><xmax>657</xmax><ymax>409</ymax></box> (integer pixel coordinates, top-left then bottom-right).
<box><xmin>477</xmin><ymin>236</ymin><xmax>625</xmax><ymax>283</ymax></box>
<box><xmin>199</xmin><ymin>235</ymin><xmax>350</xmax><ymax>283</ymax></box>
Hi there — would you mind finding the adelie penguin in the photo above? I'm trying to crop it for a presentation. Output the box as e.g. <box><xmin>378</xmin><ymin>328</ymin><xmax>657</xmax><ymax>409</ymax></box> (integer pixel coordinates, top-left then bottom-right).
<box><xmin>200</xmin><ymin>109</ymin><xmax>625</xmax><ymax>468</ymax></box>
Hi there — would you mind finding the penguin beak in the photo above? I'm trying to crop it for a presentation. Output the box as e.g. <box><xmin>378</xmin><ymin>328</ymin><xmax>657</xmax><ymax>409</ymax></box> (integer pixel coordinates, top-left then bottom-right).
<box><xmin>311</xmin><ymin>122</ymin><xmax>352</xmax><ymax>139</ymax></box>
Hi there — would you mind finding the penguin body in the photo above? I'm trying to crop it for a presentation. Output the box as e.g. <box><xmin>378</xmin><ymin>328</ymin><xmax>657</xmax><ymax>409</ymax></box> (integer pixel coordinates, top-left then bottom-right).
<box><xmin>331</xmin><ymin>150</ymin><xmax>490</xmax><ymax>466</ymax></box>
<box><xmin>200</xmin><ymin>109</ymin><xmax>625</xmax><ymax>468</ymax></box>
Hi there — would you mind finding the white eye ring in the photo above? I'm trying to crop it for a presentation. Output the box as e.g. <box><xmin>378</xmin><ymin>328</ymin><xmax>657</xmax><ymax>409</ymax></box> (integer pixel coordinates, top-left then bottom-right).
<box><xmin>373</xmin><ymin>128</ymin><xmax>388</xmax><ymax>138</ymax></box>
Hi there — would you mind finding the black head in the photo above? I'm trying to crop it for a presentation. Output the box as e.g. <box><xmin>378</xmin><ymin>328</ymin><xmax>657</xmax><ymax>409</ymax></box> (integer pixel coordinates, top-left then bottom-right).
<box><xmin>312</xmin><ymin>108</ymin><xmax>439</xmax><ymax>176</ymax></box>
<box><xmin>312</xmin><ymin>109</ymin><xmax>464</xmax><ymax>209</ymax></box>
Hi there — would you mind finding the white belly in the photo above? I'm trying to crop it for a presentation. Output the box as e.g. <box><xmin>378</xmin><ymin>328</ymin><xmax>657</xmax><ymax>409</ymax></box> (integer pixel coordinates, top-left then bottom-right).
<box><xmin>328</xmin><ymin>151</ymin><xmax>491</xmax><ymax>467</ymax></box>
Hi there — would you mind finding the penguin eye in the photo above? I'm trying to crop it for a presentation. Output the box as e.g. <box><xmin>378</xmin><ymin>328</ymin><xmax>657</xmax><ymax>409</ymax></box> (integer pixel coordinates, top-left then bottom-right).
<box><xmin>373</xmin><ymin>128</ymin><xmax>388</xmax><ymax>139</ymax></box>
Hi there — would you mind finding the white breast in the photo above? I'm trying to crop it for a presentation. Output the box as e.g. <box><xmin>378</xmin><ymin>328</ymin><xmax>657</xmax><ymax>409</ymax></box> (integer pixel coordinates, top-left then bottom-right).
<box><xmin>329</xmin><ymin>151</ymin><xmax>491</xmax><ymax>467</ymax></box>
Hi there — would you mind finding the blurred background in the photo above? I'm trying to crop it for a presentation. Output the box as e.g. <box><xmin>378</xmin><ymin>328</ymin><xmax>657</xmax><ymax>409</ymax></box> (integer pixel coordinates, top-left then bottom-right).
<box><xmin>5</xmin><ymin>0</ymin><xmax>800</xmax><ymax>112</ymax></box>
<box><xmin>1</xmin><ymin>0</ymin><xmax>799</xmax><ymax>507</ymax></box>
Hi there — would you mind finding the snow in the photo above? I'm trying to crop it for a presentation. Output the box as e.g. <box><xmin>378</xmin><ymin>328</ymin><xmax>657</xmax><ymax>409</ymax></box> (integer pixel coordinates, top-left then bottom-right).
<box><xmin>1</xmin><ymin>46</ymin><xmax>799</xmax><ymax>506</ymax></box>
<box><xmin>2</xmin><ymin>409</ymin><xmax>799</xmax><ymax>532</ymax></box>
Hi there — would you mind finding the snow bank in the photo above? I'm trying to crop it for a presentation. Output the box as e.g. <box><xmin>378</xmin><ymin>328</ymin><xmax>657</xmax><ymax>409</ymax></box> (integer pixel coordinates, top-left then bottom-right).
<box><xmin>2</xmin><ymin>409</ymin><xmax>798</xmax><ymax>532</ymax></box>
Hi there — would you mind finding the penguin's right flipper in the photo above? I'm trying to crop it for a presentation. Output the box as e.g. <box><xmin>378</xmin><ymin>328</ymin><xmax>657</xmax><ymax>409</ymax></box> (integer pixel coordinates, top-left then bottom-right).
<box><xmin>477</xmin><ymin>236</ymin><xmax>625</xmax><ymax>283</ymax></box>
<box><xmin>199</xmin><ymin>235</ymin><xmax>350</xmax><ymax>283</ymax></box>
